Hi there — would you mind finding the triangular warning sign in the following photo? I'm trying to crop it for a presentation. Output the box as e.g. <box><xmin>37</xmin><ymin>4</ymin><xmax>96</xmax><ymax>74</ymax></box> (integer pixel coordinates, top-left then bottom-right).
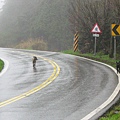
<box><xmin>91</xmin><ymin>23</ymin><xmax>102</xmax><ymax>34</ymax></box>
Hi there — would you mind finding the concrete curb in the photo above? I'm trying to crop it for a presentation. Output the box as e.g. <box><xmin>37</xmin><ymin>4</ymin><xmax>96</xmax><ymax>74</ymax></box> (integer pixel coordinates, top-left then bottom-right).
<box><xmin>80</xmin><ymin>57</ymin><xmax>120</xmax><ymax>120</ymax></box>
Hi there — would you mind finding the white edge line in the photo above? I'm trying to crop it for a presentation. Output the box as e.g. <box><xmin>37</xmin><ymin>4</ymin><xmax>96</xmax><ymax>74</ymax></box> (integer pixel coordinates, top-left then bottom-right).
<box><xmin>80</xmin><ymin>57</ymin><xmax>120</xmax><ymax>120</ymax></box>
<box><xmin>0</xmin><ymin>58</ymin><xmax>9</xmax><ymax>77</ymax></box>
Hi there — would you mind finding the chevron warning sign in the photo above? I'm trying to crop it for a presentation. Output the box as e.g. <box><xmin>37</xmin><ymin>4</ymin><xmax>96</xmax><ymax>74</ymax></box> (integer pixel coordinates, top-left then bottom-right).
<box><xmin>111</xmin><ymin>24</ymin><xmax>120</xmax><ymax>36</ymax></box>
<box><xmin>74</xmin><ymin>31</ymin><xmax>79</xmax><ymax>52</ymax></box>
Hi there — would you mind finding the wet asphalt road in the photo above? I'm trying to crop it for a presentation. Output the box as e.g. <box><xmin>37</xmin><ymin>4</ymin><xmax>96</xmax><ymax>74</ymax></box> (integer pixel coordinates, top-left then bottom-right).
<box><xmin>0</xmin><ymin>48</ymin><xmax>118</xmax><ymax>120</ymax></box>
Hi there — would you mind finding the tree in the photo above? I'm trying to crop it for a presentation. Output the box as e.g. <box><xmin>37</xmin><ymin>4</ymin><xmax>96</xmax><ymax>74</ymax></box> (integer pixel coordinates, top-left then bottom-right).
<box><xmin>68</xmin><ymin>0</ymin><xmax>119</xmax><ymax>55</ymax></box>
<box><xmin>0</xmin><ymin>0</ymin><xmax>73</xmax><ymax>51</ymax></box>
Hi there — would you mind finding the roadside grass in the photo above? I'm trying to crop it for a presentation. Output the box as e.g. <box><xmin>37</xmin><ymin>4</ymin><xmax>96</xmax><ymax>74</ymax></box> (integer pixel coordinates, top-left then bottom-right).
<box><xmin>99</xmin><ymin>100</ymin><xmax>120</xmax><ymax>120</ymax></box>
<box><xmin>100</xmin><ymin>113</ymin><xmax>120</xmax><ymax>120</ymax></box>
<box><xmin>0</xmin><ymin>59</ymin><xmax>4</xmax><ymax>72</ymax></box>
<box><xmin>62</xmin><ymin>50</ymin><xmax>120</xmax><ymax>120</ymax></box>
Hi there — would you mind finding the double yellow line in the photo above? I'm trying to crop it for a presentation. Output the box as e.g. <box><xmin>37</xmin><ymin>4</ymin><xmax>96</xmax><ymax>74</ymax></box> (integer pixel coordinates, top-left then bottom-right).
<box><xmin>0</xmin><ymin>54</ymin><xmax>60</xmax><ymax>108</ymax></box>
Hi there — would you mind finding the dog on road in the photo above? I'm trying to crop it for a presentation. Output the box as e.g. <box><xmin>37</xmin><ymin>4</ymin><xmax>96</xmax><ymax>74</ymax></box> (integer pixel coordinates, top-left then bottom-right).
<box><xmin>33</xmin><ymin>56</ymin><xmax>38</xmax><ymax>68</ymax></box>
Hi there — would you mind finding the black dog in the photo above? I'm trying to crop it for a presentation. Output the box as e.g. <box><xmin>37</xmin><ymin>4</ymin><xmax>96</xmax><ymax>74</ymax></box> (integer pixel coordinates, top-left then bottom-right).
<box><xmin>116</xmin><ymin>61</ymin><xmax>120</xmax><ymax>74</ymax></box>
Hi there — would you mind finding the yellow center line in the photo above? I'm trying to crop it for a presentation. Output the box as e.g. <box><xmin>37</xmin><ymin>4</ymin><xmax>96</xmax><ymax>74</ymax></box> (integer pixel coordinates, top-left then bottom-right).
<box><xmin>0</xmin><ymin>54</ymin><xmax>60</xmax><ymax>108</ymax></box>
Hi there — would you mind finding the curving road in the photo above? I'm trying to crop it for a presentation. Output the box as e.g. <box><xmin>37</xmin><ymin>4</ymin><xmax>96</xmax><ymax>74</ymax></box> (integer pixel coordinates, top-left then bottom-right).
<box><xmin>0</xmin><ymin>48</ymin><xmax>118</xmax><ymax>120</ymax></box>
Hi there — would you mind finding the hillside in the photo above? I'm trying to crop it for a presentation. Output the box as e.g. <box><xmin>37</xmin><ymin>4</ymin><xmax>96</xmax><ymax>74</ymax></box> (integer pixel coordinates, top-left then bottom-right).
<box><xmin>0</xmin><ymin>0</ymin><xmax>73</xmax><ymax>51</ymax></box>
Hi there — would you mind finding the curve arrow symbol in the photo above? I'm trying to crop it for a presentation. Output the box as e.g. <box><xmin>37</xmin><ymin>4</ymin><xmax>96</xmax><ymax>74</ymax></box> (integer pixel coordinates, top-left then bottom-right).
<box><xmin>112</xmin><ymin>24</ymin><xmax>120</xmax><ymax>36</ymax></box>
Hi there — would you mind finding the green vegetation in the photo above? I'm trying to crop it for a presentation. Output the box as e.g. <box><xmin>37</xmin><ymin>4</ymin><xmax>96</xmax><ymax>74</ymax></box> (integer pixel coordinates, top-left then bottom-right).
<box><xmin>100</xmin><ymin>100</ymin><xmax>120</xmax><ymax>120</ymax></box>
<box><xmin>0</xmin><ymin>59</ymin><xmax>4</xmax><ymax>72</ymax></box>
<box><xmin>62</xmin><ymin>50</ymin><xmax>120</xmax><ymax>120</ymax></box>
<box><xmin>99</xmin><ymin>99</ymin><xmax>120</xmax><ymax>119</ymax></box>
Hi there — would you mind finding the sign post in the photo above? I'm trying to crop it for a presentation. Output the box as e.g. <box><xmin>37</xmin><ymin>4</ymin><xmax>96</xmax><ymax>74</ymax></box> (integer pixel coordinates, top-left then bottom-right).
<box><xmin>114</xmin><ymin>36</ymin><xmax>116</xmax><ymax>60</ymax></box>
<box><xmin>91</xmin><ymin>23</ymin><xmax>102</xmax><ymax>55</ymax></box>
<box><xmin>111</xmin><ymin>24</ymin><xmax>120</xmax><ymax>59</ymax></box>
<box><xmin>94</xmin><ymin>36</ymin><xmax>97</xmax><ymax>56</ymax></box>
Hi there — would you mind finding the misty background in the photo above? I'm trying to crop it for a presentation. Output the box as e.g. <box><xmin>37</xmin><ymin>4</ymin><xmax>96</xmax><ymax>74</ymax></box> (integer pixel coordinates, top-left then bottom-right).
<box><xmin>0</xmin><ymin>0</ymin><xmax>73</xmax><ymax>51</ymax></box>
<box><xmin>0</xmin><ymin>0</ymin><xmax>120</xmax><ymax>57</ymax></box>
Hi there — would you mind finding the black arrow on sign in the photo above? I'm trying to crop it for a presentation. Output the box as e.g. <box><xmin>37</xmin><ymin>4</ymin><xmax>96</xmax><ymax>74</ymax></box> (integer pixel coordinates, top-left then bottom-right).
<box><xmin>112</xmin><ymin>25</ymin><xmax>119</xmax><ymax>35</ymax></box>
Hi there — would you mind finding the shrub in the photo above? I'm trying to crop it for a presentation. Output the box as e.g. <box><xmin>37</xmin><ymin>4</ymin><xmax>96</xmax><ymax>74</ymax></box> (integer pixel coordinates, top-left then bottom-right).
<box><xmin>15</xmin><ymin>38</ymin><xmax>48</xmax><ymax>51</ymax></box>
<box><xmin>0</xmin><ymin>59</ymin><xmax>4</xmax><ymax>72</ymax></box>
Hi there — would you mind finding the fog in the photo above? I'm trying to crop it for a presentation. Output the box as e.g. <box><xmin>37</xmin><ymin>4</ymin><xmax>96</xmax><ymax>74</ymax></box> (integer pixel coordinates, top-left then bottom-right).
<box><xmin>0</xmin><ymin>0</ymin><xmax>73</xmax><ymax>51</ymax></box>
<box><xmin>0</xmin><ymin>0</ymin><xmax>120</xmax><ymax>56</ymax></box>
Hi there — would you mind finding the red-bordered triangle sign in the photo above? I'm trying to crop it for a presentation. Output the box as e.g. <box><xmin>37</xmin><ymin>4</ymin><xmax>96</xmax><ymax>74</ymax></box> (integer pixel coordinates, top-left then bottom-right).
<box><xmin>91</xmin><ymin>23</ymin><xmax>102</xmax><ymax>34</ymax></box>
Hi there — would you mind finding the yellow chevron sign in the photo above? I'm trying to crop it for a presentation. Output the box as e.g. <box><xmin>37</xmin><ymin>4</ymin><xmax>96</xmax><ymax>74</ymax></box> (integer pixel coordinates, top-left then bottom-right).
<box><xmin>111</xmin><ymin>24</ymin><xmax>120</xmax><ymax>36</ymax></box>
